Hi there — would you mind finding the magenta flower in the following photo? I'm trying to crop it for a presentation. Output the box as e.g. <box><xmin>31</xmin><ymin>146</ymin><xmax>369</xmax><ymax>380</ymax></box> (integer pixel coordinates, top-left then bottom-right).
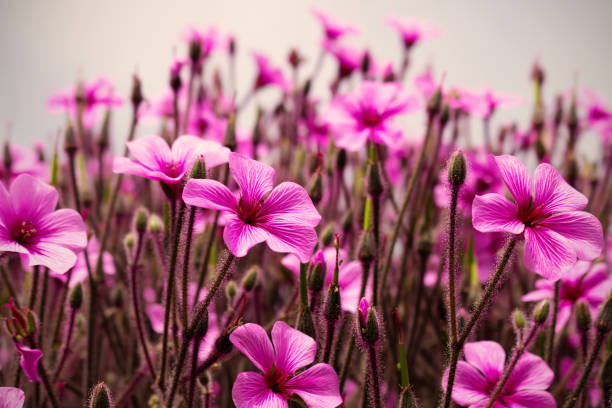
<box><xmin>312</xmin><ymin>9</ymin><xmax>358</xmax><ymax>42</ymax></box>
<box><xmin>183</xmin><ymin>153</ymin><xmax>321</xmax><ymax>262</ymax></box>
<box><xmin>580</xmin><ymin>87</ymin><xmax>612</xmax><ymax>143</ymax></box>
<box><xmin>413</xmin><ymin>67</ymin><xmax>438</xmax><ymax>100</ymax></box>
<box><xmin>468</xmin><ymin>87</ymin><xmax>525</xmax><ymax>119</ymax></box>
<box><xmin>522</xmin><ymin>261</ymin><xmax>612</xmax><ymax>331</ymax></box>
<box><xmin>183</xmin><ymin>26</ymin><xmax>228</xmax><ymax>61</ymax></box>
<box><xmin>0</xmin><ymin>387</ymin><xmax>25</xmax><ymax>408</ymax></box>
<box><xmin>324</xmin><ymin>81</ymin><xmax>419</xmax><ymax>151</ymax></box>
<box><xmin>14</xmin><ymin>341</ymin><xmax>42</xmax><ymax>383</ymax></box>
<box><xmin>386</xmin><ymin>16</ymin><xmax>443</xmax><ymax>48</ymax></box>
<box><xmin>230</xmin><ymin>321</ymin><xmax>342</xmax><ymax>408</ymax></box>
<box><xmin>0</xmin><ymin>174</ymin><xmax>87</xmax><ymax>273</ymax></box>
<box><xmin>323</xmin><ymin>42</ymin><xmax>364</xmax><ymax>79</ymax></box>
<box><xmin>50</xmin><ymin>237</ymin><xmax>115</xmax><ymax>287</ymax></box>
<box><xmin>472</xmin><ymin>155</ymin><xmax>603</xmax><ymax>280</ymax></box>
<box><xmin>252</xmin><ymin>53</ymin><xmax>291</xmax><ymax>92</ymax></box>
<box><xmin>1</xmin><ymin>142</ymin><xmax>48</xmax><ymax>184</ymax></box>
<box><xmin>442</xmin><ymin>341</ymin><xmax>555</xmax><ymax>407</ymax></box>
<box><xmin>281</xmin><ymin>247</ymin><xmax>368</xmax><ymax>312</ymax></box>
<box><xmin>112</xmin><ymin>135</ymin><xmax>230</xmax><ymax>188</ymax></box>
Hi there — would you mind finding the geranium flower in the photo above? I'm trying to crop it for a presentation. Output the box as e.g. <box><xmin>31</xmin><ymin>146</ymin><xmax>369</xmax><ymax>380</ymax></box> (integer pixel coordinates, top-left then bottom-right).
<box><xmin>467</xmin><ymin>87</ymin><xmax>525</xmax><ymax>119</ymax></box>
<box><xmin>312</xmin><ymin>9</ymin><xmax>358</xmax><ymax>43</ymax></box>
<box><xmin>522</xmin><ymin>261</ymin><xmax>612</xmax><ymax>331</ymax></box>
<box><xmin>0</xmin><ymin>174</ymin><xmax>87</xmax><ymax>273</ymax></box>
<box><xmin>230</xmin><ymin>321</ymin><xmax>342</xmax><ymax>408</ymax></box>
<box><xmin>182</xmin><ymin>153</ymin><xmax>321</xmax><ymax>262</ymax></box>
<box><xmin>0</xmin><ymin>387</ymin><xmax>25</xmax><ymax>408</ymax></box>
<box><xmin>183</xmin><ymin>26</ymin><xmax>228</xmax><ymax>61</ymax></box>
<box><xmin>112</xmin><ymin>135</ymin><xmax>230</xmax><ymax>189</ymax></box>
<box><xmin>49</xmin><ymin>237</ymin><xmax>115</xmax><ymax>287</ymax></box>
<box><xmin>281</xmin><ymin>247</ymin><xmax>368</xmax><ymax>312</ymax></box>
<box><xmin>252</xmin><ymin>53</ymin><xmax>291</xmax><ymax>92</ymax></box>
<box><xmin>324</xmin><ymin>81</ymin><xmax>419</xmax><ymax>151</ymax></box>
<box><xmin>386</xmin><ymin>16</ymin><xmax>443</xmax><ymax>48</ymax></box>
<box><xmin>14</xmin><ymin>342</ymin><xmax>42</xmax><ymax>383</ymax></box>
<box><xmin>442</xmin><ymin>341</ymin><xmax>555</xmax><ymax>407</ymax></box>
<box><xmin>1</xmin><ymin>142</ymin><xmax>48</xmax><ymax>184</ymax></box>
<box><xmin>472</xmin><ymin>155</ymin><xmax>603</xmax><ymax>280</ymax></box>
<box><xmin>580</xmin><ymin>87</ymin><xmax>612</xmax><ymax>143</ymax></box>
<box><xmin>323</xmin><ymin>42</ymin><xmax>363</xmax><ymax>79</ymax></box>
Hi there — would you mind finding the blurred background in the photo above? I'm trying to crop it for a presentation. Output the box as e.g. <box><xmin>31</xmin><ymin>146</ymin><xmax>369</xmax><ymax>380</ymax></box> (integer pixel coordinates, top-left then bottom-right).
<box><xmin>1</xmin><ymin>0</ymin><xmax>611</xmax><ymax>158</ymax></box>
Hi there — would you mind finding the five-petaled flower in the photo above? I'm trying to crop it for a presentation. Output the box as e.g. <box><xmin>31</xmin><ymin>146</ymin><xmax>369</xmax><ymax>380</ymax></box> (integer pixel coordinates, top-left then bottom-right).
<box><xmin>442</xmin><ymin>341</ymin><xmax>555</xmax><ymax>407</ymax></box>
<box><xmin>0</xmin><ymin>387</ymin><xmax>25</xmax><ymax>408</ymax></box>
<box><xmin>230</xmin><ymin>321</ymin><xmax>342</xmax><ymax>408</ymax></box>
<box><xmin>0</xmin><ymin>174</ymin><xmax>87</xmax><ymax>273</ymax></box>
<box><xmin>472</xmin><ymin>155</ymin><xmax>603</xmax><ymax>280</ymax></box>
<box><xmin>324</xmin><ymin>81</ymin><xmax>419</xmax><ymax>151</ymax></box>
<box><xmin>183</xmin><ymin>153</ymin><xmax>321</xmax><ymax>262</ymax></box>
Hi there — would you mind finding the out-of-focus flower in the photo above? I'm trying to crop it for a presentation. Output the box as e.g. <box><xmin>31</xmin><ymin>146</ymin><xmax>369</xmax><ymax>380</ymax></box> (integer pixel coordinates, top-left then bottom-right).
<box><xmin>442</xmin><ymin>341</ymin><xmax>555</xmax><ymax>407</ymax></box>
<box><xmin>414</xmin><ymin>67</ymin><xmax>438</xmax><ymax>101</ymax></box>
<box><xmin>324</xmin><ymin>81</ymin><xmax>419</xmax><ymax>151</ymax></box>
<box><xmin>183</xmin><ymin>153</ymin><xmax>321</xmax><ymax>262</ymax></box>
<box><xmin>49</xmin><ymin>237</ymin><xmax>115</xmax><ymax>287</ymax></box>
<box><xmin>230</xmin><ymin>321</ymin><xmax>342</xmax><ymax>408</ymax></box>
<box><xmin>183</xmin><ymin>26</ymin><xmax>228</xmax><ymax>61</ymax></box>
<box><xmin>386</xmin><ymin>16</ymin><xmax>443</xmax><ymax>49</ymax></box>
<box><xmin>560</xmin><ymin>357</ymin><xmax>602</xmax><ymax>406</ymax></box>
<box><xmin>282</xmin><ymin>247</ymin><xmax>368</xmax><ymax>311</ymax></box>
<box><xmin>47</xmin><ymin>77</ymin><xmax>122</xmax><ymax>129</ymax></box>
<box><xmin>112</xmin><ymin>135</ymin><xmax>230</xmax><ymax>188</ymax></box>
<box><xmin>1</xmin><ymin>142</ymin><xmax>48</xmax><ymax>184</ymax></box>
<box><xmin>324</xmin><ymin>42</ymin><xmax>363</xmax><ymax>79</ymax></box>
<box><xmin>580</xmin><ymin>87</ymin><xmax>612</xmax><ymax>143</ymax></box>
<box><xmin>473</xmin><ymin>155</ymin><xmax>603</xmax><ymax>280</ymax></box>
<box><xmin>13</xmin><ymin>342</ymin><xmax>42</xmax><ymax>383</ymax></box>
<box><xmin>312</xmin><ymin>9</ymin><xmax>359</xmax><ymax>43</ymax></box>
<box><xmin>522</xmin><ymin>261</ymin><xmax>612</xmax><ymax>331</ymax></box>
<box><xmin>0</xmin><ymin>174</ymin><xmax>87</xmax><ymax>273</ymax></box>
<box><xmin>252</xmin><ymin>53</ymin><xmax>291</xmax><ymax>92</ymax></box>
<box><xmin>467</xmin><ymin>87</ymin><xmax>525</xmax><ymax>119</ymax></box>
<box><xmin>0</xmin><ymin>387</ymin><xmax>25</xmax><ymax>408</ymax></box>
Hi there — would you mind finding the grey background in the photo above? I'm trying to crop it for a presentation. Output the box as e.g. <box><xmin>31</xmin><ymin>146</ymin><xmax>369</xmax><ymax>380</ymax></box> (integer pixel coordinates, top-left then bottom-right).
<box><xmin>1</xmin><ymin>0</ymin><xmax>611</xmax><ymax>158</ymax></box>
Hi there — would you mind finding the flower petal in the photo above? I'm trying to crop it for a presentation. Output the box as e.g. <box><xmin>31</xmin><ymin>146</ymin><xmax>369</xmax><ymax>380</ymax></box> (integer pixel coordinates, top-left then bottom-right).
<box><xmin>25</xmin><ymin>242</ymin><xmax>79</xmax><ymax>274</ymax></box>
<box><xmin>472</xmin><ymin>193</ymin><xmax>524</xmax><ymax>234</ymax></box>
<box><xmin>463</xmin><ymin>341</ymin><xmax>505</xmax><ymax>381</ymax></box>
<box><xmin>524</xmin><ymin>226</ymin><xmax>576</xmax><ymax>281</ymax></box>
<box><xmin>195</xmin><ymin>140</ymin><xmax>231</xmax><ymax>169</ymax></box>
<box><xmin>533</xmin><ymin>163</ymin><xmax>588</xmax><ymax>213</ymax></box>
<box><xmin>9</xmin><ymin>174</ymin><xmax>58</xmax><ymax>223</ymax></box>
<box><xmin>232</xmin><ymin>372</ymin><xmax>288</xmax><ymax>408</ymax></box>
<box><xmin>502</xmin><ymin>352</ymin><xmax>554</xmax><ymax>393</ymax></box>
<box><xmin>442</xmin><ymin>362</ymin><xmax>489</xmax><ymax>406</ymax></box>
<box><xmin>126</xmin><ymin>135</ymin><xmax>172</xmax><ymax>171</ymax></box>
<box><xmin>182</xmin><ymin>179</ymin><xmax>238</xmax><ymax>212</ymax></box>
<box><xmin>540</xmin><ymin>211</ymin><xmax>603</xmax><ymax>262</ymax></box>
<box><xmin>229</xmin><ymin>153</ymin><xmax>275</xmax><ymax>209</ymax></box>
<box><xmin>493</xmin><ymin>155</ymin><xmax>532</xmax><ymax>207</ymax></box>
<box><xmin>14</xmin><ymin>342</ymin><xmax>42</xmax><ymax>383</ymax></box>
<box><xmin>285</xmin><ymin>363</ymin><xmax>343</xmax><ymax>408</ymax></box>
<box><xmin>0</xmin><ymin>387</ymin><xmax>25</xmax><ymax>408</ymax></box>
<box><xmin>223</xmin><ymin>215</ymin><xmax>268</xmax><ymax>258</ymax></box>
<box><xmin>229</xmin><ymin>323</ymin><xmax>274</xmax><ymax>373</ymax></box>
<box><xmin>271</xmin><ymin>321</ymin><xmax>316</xmax><ymax>374</ymax></box>
<box><xmin>260</xmin><ymin>182</ymin><xmax>321</xmax><ymax>227</ymax></box>
<box><xmin>501</xmin><ymin>390</ymin><xmax>556</xmax><ymax>408</ymax></box>
<box><xmin>37</xmin><ymin>209</ymin><xmax>87</xmax><ymax>252</ymax></box>
<box><xmin>262</xmin><ymin>217</ymin><xmax>318</xmax><ymax>263</ymax></box>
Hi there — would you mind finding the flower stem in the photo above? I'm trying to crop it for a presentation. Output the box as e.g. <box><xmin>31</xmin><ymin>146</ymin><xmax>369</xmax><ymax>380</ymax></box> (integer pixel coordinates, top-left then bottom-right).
<box><xmin>187</xmin><ymin>336</ymin><xmax>203</xmax><ymax>408</ymax></box>
<box><xmin>181</xmin><ymin>207</ymin><xmax>197</xmax><ymax>328</ymax></box>
<box><xmin>37</xmin><ymin>268</ymin><xmax>49</xmax><ymax>348</ymax></box>
<box><xmin>545</xmin><ymin>281</ymin><xmax>560</xmax><ymax>366</ymax></box>
<box><xmin>448</xmin><ymin>185</ymin><xmax>460</xmax><ymax>347</ymax></box>
<box><xmin>51</xmin><ymin>269</ymin><xmax>72</xmax><ymax>348</ymax></box>
<box><xmin>130</xmin><ymin>230</ymin><xmax>157</xmax><ymax>380</ymax></box>
<box><xmin>51</xmin><ymin>306</ymin><xmax>77</xmax><ymax>383</ymax></box>
<box><xmin>29</xmin><ymin>266</ymin><xmax>40</xmax><ymax>309</ymax></box>
<box><xmin>0</xmin><ymin>264</ymin><xmax>20</xmax><ymax>307</ymax></box>
<box><xmin>367</xmin><ymin>345</ymin><xmax>382</xmax><ymax>408</ymax></box>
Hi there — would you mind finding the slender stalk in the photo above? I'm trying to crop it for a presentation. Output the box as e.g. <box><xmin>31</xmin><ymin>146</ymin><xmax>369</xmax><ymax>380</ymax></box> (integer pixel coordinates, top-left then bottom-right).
<box><xmin>130</xmin><ymin>230</ymin><xmax>157</xmax><ymax>380</ymax></box>
<box><xmin>159</xmin><ymin>201</ymin><xmax>186</xmax><ymax>390</ymax></box>
<box><xmin>322</xmin><ymin>319</ymin><xmax>336</xmax><ymax>364</ymax></box>
<box><xmin>546</xmin><ymin>281</ymin><xmax>560</xmax><ymax>365</ymax></box>
<box><xmin>367</xmin><ymin>345</ymin><xmax>382</xmax><ymax>408</ymax></box>
<box><xmin>37</xmin><ymin>268</ymin><xmax>49</xmax><ymax>347</ymax></box>
<box><xmin>116</xmin><ymin>369</ymin><xmax>146</xmax><ymax>407</ymax></box>
<box><xmin>181</xmin><ymin>207</ymin><xmax>197</xmax><ymax>328</ymax></box>
<box><xmin>28</xmin><ymin>266</ymin><xmax>40</xmax><ymax>309</ymax></box>
<box><xmin>167</xmin><ymin>336</ymin><xmax>189</xmax><ymax>407</ymax></box>
<box><xmin>1</xmin><ymin>265</ymin><xmax>20</xmax><ymax>306</ymax></box>
<box><xmin>187</xmin><ymin>336</ymin><xmax>203</xmax><ymax>408</ymax></box>
<box><xmin>51</xmin><ymin>269</ymin><xmax>73</xmax><ymax>347</ymax></box>
<box><xmin>448</xmin><ymin>185</ymin><xmax>460</xmax><ymax>348</ymax></box>
<box><xmin>563</xmin><ymin>331</ymin><xmax>607</xmax><ymax>408</ymax></box>
<box><xmin>51</xmin><ymin>307</ymin><xmax>77</xmax><ymax>382</ymax></box>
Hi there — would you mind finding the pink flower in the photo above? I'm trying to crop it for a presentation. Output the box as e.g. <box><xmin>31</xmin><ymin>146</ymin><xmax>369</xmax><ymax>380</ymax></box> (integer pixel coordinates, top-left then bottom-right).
<box><xmin>413</xmin><ymin>67</ymin><xmax>438</xmax><ymax>100</ymax></box>
<box><xmin>112</xmin><ymin>135</ymin><xmax>230</xmax><ymax>187</ymax></box>
<box><xmin>0</xmin><ymin>387</ymin><xmax>25</xmax><ymax>408</ymax></box>
<box><xmin>14</xmin><ymin>341</ymin><xmax>42</xmax><ymax>383</ymax></box>
<box><xmin>50</xmin><ymin>237</ymin><xmax>115</xmax><ymax>287</ymax></box>
<box><xmin>183</xmin><ymin>26</ymin><xmax>228</xmax><ymax>60</ymax></box>
<box><xmin>312</xmin><ymin>9</ymin><xmax>358</xmax><ymax>42</ymax></box>
<box><xmin>473</xmin><ymin>155</ymin><xmax>603</xmax><ymax>280</ymax></box>
<box><xmin>442</xmin><ymin>341</ymin><xmax>555</xmax><ymax>407</ymax></box>
<box><xmin>230</xmin><ymin>321</ymin><xmax>342</xmax><ymax>408</ymax></box>
<box><xmin>468</xmin><ymin>87</ymin><xmax>525</xmax><ymax>119</ymax></box>
<box><xmin>323</xmin><ymin>42</ymin><xmax>364</xmax><ymax>79</ymax></box>
<box><xmin>281</xmin><ymin>247</ymin><xmax>368</xmax><ymax>312</ymax></box>
<box><xmin>358</xmin><ymin>297</ymin><xmax>370</xmax><ymax>326</ymax></box>
<box><xmin>182</xmin><ymin>153</ymin><xmax>321</xmax><ymax>262</ymax></box>
<box><xmin>580</xmin><ymin>87</ymin><xmax>612</xmax><ymax>143</ymax></box>
<box><xmin>324</xmin><ymin>81</ymin><xmax>419</xmax><ymax>151</ymax></box>
<box><xmin>1</xmin><ymin>142</ymin><xmax>48</xmax><ymax>184</ymax></box>
<box><xmin>253</xmin><ymin>53</ymin><xmax>290</xmax><ymax>92</ymax></box>
<box><xmin>386</xmin><ymin>16</ymin><xmax>443</xmax><ymax>48</ymax></box>
<box><xmin>522</xmin><ymin>261</ymin><xmax>612</xmax><ymax>331</ymax></box>
<box><xmin>0</xmin><ymin>174</ymin><xmax>87</xmax><ymax>273</ymax></box>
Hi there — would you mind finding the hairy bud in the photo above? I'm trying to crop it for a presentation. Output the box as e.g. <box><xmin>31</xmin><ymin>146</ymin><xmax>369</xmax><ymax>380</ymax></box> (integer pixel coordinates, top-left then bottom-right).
<box><xmin>147</xmin><ymin>214</ymin><xmax>164</xmax><ymax>234</ymax></box>
<box><xmin>89</xmin><ymin>382</ymin><xmax>112</xmax><ymax>408</ymax></box>
<box><xmin>514</xmin><ymin>309</ymin><xmax>526</xmax><ymax>330</ymax></box>
<box><xmin>64</xmin><ymin>121</ymin><xmax>78</xmax><ymax>155</ymax></box>
<box><xmin>134</xmin><ymin>207</ymin><xmax>148</xmax><ymax>234</ymax></box>
<box><xmin>69</xmin><ymin>283</ymin><xmax>83</xmax><ymax>310</ymax></box>
<box><xmin>534</xmin><ymin>299</ymin><xmax>550</xmax><ymax>325</ymax></box>
<box><xmin>448</xmin><ymin>150</ymin><xmax>467</xmax><ymax>187</ymax></box>
<box><xmin>596</xmin><ymin>296</ymin><xmax>612</xmax><ymax>333</ymax></box>
<box><xmin>189</xmin><ymin>157</ymin><xmax>207</xmax><ymax>180</ymax></box>
<box><xmin>576</xmin><ymin>300</ymin><xmax>592</xmax><ymax>332</ymax></box>
<box><xmin>241</xmin><ymin>266</ymin><xmax>258</xmax><ymax>292</ymax></box>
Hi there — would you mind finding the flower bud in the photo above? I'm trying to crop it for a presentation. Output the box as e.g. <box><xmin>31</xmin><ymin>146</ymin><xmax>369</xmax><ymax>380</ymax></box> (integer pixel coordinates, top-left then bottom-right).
<box><xmin>336</xmin><ymin>149</ymin><xmax>347</xmax><ymax>172</ymax></box>
<box><xmin>596</xmin><ymin>296</ymin><xmax>612</xmax><ymax>333</ymax></box>
<box><xmin>341</xmin><ymin>210</ymin><xmax>353</xmax><ymax>233</ymax></box>
<box><xmin>131</xmin><ymin>75</ymin><xmax>144</xmax><ymax>109</ymax></box>
<box><xmin>194</xmin><ymin>310</ymin><xmax>209</xmax><ymax>340</ymax></box>
<box><xmin>308</xmin><ymin>257</ymin><xmax>326</xmax><ymax>293</ymax></box>
<box><xmin>534</xmin><ymin>299</ymin><xmax>550</xmax><ymax>325</ymax></box>
<box><xmin>147</xmin><ymin>214</ymin><xmax>164</xmax><ymax>235</ymax></box>
<box><xmin>307</xmin><ymin>171</ymin><xmax>323</xmax><ymax>205</ymax></box>
<box><xmin>440</xmin><ymin>103</ymin><xmax>450</xmax><ymax>127</ymax></box>
<box><xmin>241</xmin><ymin>266</ymin><xmax>258</xmax><ymax>292</ymax></box>
<box><xmin>366</xmin><ymin>160</ymin><xmax>384</xmax><ymax>198</ymax></box>
<box><xmin>513</xmin><ymin>309</ymin><xmax>526</xmax><ymax>330</ymax></box>
<box><xmin>223</xmin><ymin>114</ymin><xmax>237</xmax><ymax>151</ymax></box>
<box><xmin>320</xmin><ymin>223</ymin><xmax>335</xmax><ymax>247</ymax></box>
<box><xmin>531</xmin><ymin>61</ymin><xmax>545</xmax><ymax>86</ymax></box>
<box><xmin>64</xmin><ymin>121</ymin><xmax>78</xmax><ymax>155</ymax></box>
<box><xmin>362</xmin><ymin>305</ymin><xmax>380</xmax><ymax>344</ymax></box>
<box><xmin>99</xmin><ymin>110</ymin><xmax>111</xmax><ymax>150</ymax></box>
<box><xmin>576</xmin><ymin>300</ymin><xmax>592</xmax><ymax>332</ymax></box>
<box><xmin>123</xmin><ymin>232</ymin><xmax>135</xmax><ymax>253</ymax></box>
<box><xmin>567</xmin><ymin>94</ymin><xmax>579</xmax><ymax>130</ymax></box>
<box><xmin>215</xmin><ymin>330</ymin><xmax>233</xmax><ymax>354</ymax></box>
<box><xmin>89</xmin><ymin>382</ymin><xmax>112</xmax><ymax>408</ymax></box>
<box><xmin>360</xmin><ymin>51</ymin><xmax>371</xmax><ymax>76</ymax></box>
<box><xmin>399</xmin><ymin>386</ymin><xmax>418</xmax><ymax>408</ymax></box>
<box><xmin>134</xmin><ymin>207</ymin><xmax>148</xmax><ymax>234</ymax></box>
<box><xmin>358</xmin><ymin>229</ymin><xmax>376</xmax><ymax>264</ymax></box>
<box><xmin>190</xmin><ymin>156</ymin><xmax>207</xmax><ymax>180</ymax></box>
<box><xmin>3</xmin><ymin>141</ymin><xmax>12</xmax><ymax>172</ymax></box>
<box><xmin>189</xmin><ymin>41</ymin><xmax>202</xmax><ymax>65</ymax></box>
<box><xmin>553</xmin><ymin>94</ymin><xmax>564</xmax><ymax>127</ymax></box>
<box><xmin>448</xmin><ymin>150</ymin><xmax>467</xmax><ymax>187</ymax></box>
<box><xmin>297</xmin><ymin>305</ymin><xmax>316</xmax><ymax>339</ymax></box>
<box><xmin>323</xmin><ymin>283</ymin><xmax>341</xmax><ymax>324</ymax></box>
<box><xmin>69</xmin><ymin>283</ymin><xmax>83</xmax><ymax>310</ymax></box>
<box><xmin>427</xmin><ymin>86</ymin><xmax>443</xmax><ymax>116</ymax></box>
<box><xmin>199</xmin><ymin>372</ymin><xmax>210</xmax><ymax>387</ymax></box>
<box><xmin>225</xmin><ymin>280</ymin><xmax>237</xmax><ymax>303</ymax></box>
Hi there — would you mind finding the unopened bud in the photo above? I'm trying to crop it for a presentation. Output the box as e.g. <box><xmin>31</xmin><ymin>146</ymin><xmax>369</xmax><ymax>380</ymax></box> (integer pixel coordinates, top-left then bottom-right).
<box><xmin>131</xmin><ymin>75</ymin><xmax>144</xmax><ymax>109</ymax></box>
<box><xmin>576</xmin><ymin>300</ymin><xmax>592</xmax><ymax>332</ymax></box>
<box><xmin>89</xmin><ymin>382</ymin><xmax>112</xmax><ymax>408</ymax></box>
<box><xmin>534</xmin><ymin>299</ymin><xmax>550</xmax><ymax>325</ymax></box>
<box><xmin>134</xmin><ymin>207</ymin><xmax>148</xmax><ymax>234</ymax></box>
<box><xmin>308</xmin><ymin>260</ymin><xmax>326</xmax><ymax>293</ymax></box>
<box><xmin>514</xmin><ymin>309</ymin><xmax>526</xmax><ymax>330</ymax></box>
<box><xmin>341</xmin><ymin>210</ymin><xmax>353</xmax><ymax>233</ymax></box>
<box><xmin>336</xmin><ymin>149</ymin><xmax>347</xmax><ymax>172</ymax></box>
<box><xmin>448</xmin><ymin>150</ymin><xmax>467</xmax><ymax>187</ymax></box>
<box><xmin>361</xmin><ymin>52</ymin><xmax>371</xmax><ymax>76</ymax></box>
<box><xmin>568</xmin><ymin>94</ymin><xmax>579</xmax><ymax>130</ymax></box>
<box><xmin>223</xmin><ymin>114</ymin><xmax>237</xmax><ymax>151</ymax></box>
<box><xmin>366</xmin><ymin>160</ymin><xmax>384</xmax><ymax>198</ymax></box>
<box><xmin>123</xmin><ymin>232</ymin><xmax>135</xmax><ymax>253</ymax></box>
<box><xmin>241</xmin><ymin>267</ymin><xmax>258</xmax><ymax>292</ymax></box>
<box><xmin>3</xmin><ymin>141</ymin><xmax>12</xmax><ymax>171</ymax></box>
<box><xmin>189</xmin><ymin>41</ymin><xmax>202</xmax><ymax>65</ymax></box>
<box><xmin>147</xmin><ymin>214</ymin><xmax>164</xmax><ymax>234</ymax></box>
<box><xmin>215</xmin><ymin>330</ymin><xmax>233</xmax><ymax>354</ymax></box>
<box><xmin>362</xmin><ymin>305</ymin><xmax>380</xmax><ymax>344</ymax></box>
<box><xmin>531</xmin><ymin>61</ymin><xmax>545</xmax><ymax>86</ymax></box>
<box><xmin>427</xmin><ymin>86</ymin><xmax>443</xmax><ymax>116</ymax></box>
<box><xmin>64</xmin><ymin>121</ymin><xmax>77</xmax><ymax>154</ymax></box>
<box><xmin>320</xmin><ymin>224</ymin><xmax>334</xmax><ymax>247</ymax></box>
<box><xmin>225</xmin><ymin>281</ymin><xmax>237</xmax><ymax>302</ymax></box>
<box><xmin>307</xmin><ymin>171</ymin><xmax>323</xmax><ymax>205</ymax></box>
<box><xmin>99</xmin><ymin>110</ymin><xmax>111</xmax><ymax>149</ymax></box>
<box><xmin>323</xmin><ymin>284</ymin><xmax>341</xmax><ymax>323</ymax></box>
<box><xmin>190</xmin><ymin>157</ymin><xmax>207</xmax><ymax>180</ymax></box>
<box><xmin>596</xmin><ymin>296</ymin><xmax>612</xmax><ymax>333</ymax></box>
<box><xmin>553</xmin><ymin>95</ymin><xmax>564</xmax><ymax>126</ymax></box>
<box><xmin>69</xmin><ymin>283</ymin><xmax>83</xmax><ymax>310</ymax></box>
<box><xmin>358</xmin><ymin>229</ymin><xmax>376</xmax><ymax>264</ymax></box>
<box><xmin>297</xmin><ymin>305</ymin><xmax>316</xmax><ymax>338</ymax></box>
<box><xmin>440</xmin><ymin>103</ymin><xmax>450</xmax><ymax>126</ymax></box>
<box><xmin>417</xmin><ymin>234</ymin><xmax>433</xmax><ymax>258</ymax></box>
<box><xmin>198</xmin><ymin>372</ymin><xmax>210</xmax><ymax>387</ymax></box>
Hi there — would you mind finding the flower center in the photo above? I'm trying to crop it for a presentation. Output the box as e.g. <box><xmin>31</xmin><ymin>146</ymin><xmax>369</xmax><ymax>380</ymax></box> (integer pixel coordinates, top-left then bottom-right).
<box><xmin>237</xmin><ymin>198</ymin><xmax>265</xmax><ymax>226</ymax></box>
<box><xmin>11</xmin><ymin>221</ymin><xmax>37</xmax><ymax>245</ymax></box>
<box><xmin>164</xmin><ymin>161</ymin><xmax>183</xmax><ymax>178</ymax></box>
<box><xmin>561</xmin><ymin>282</ymin><xmax>582</xmax><ymax>302</ymax></box>
<box><xmin>361</xmin><ymin>108</ymin><xmax>382</xmax><ymax>127</ymax></box>
<box><xmin>264</xmin><ymin>367</ymin><xmax>290</xmax><ymax>397</ymax></box>
<box><xmin>517</xmin><ymin>202</ymin><xmax>549</xmax><ymax>228</ymax></box>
